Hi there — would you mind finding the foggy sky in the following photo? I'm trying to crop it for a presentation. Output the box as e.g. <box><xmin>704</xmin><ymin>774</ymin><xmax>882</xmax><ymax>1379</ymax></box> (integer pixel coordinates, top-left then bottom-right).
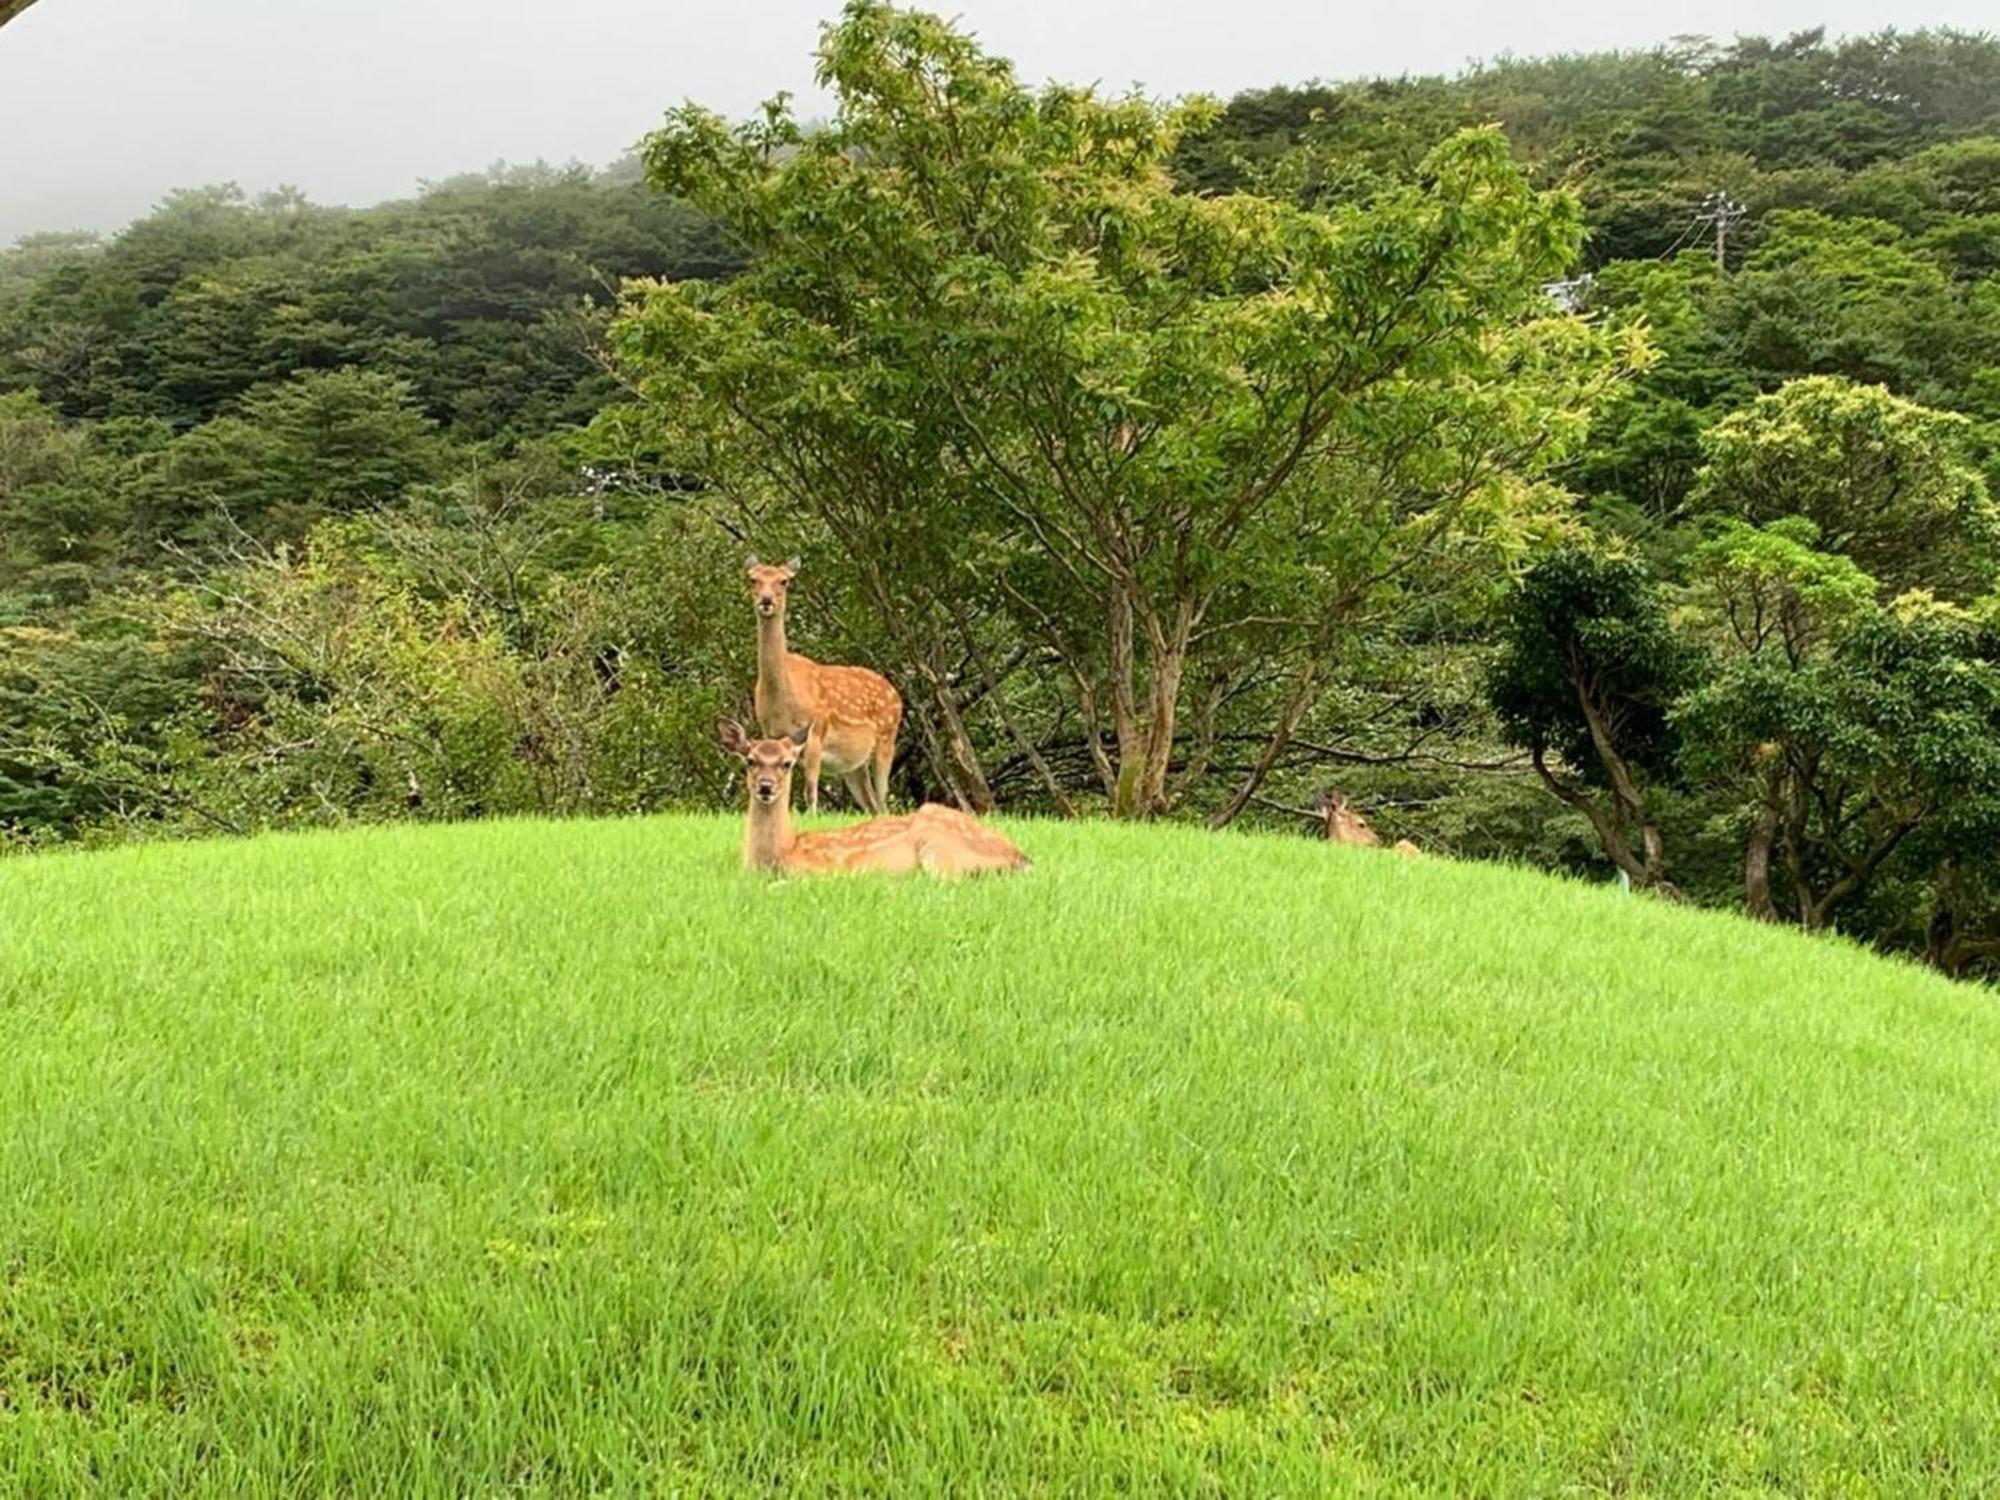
<box><xmin>3</xmin><ymin>0</ymin><xmax>1995</xmax><ymax>244</ymax></box>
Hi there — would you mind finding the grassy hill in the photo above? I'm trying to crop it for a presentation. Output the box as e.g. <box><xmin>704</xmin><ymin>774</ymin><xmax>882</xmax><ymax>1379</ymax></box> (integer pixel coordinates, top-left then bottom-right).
<box><xmin>3</xmin><ymin>815</ymin><xmax>1998</xmax><ymax>1495</ymax></box>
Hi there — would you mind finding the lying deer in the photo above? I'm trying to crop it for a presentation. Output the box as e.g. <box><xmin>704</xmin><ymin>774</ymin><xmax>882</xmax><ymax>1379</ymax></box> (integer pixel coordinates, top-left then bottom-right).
<box><xmin>1316</xmin><ymin>789</ymin><xmax>1421</xmax><ymax>858</ymax></box>
<box><xmin>746</xmin><ymin>555</ymin><xmax>903</xmax><ymax>814</ymax></box>
<box><xmin>720</xmin><ymin>720</ymin><xmax>1030</xmax><ymax>877</ymax></box>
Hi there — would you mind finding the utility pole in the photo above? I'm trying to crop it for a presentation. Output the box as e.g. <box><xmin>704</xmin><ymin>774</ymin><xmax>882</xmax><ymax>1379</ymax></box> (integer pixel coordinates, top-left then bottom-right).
<box><xmin>1697</xmin><ymin>190</ymin><xmax>1747</xmax><ymax>273</ymax></box>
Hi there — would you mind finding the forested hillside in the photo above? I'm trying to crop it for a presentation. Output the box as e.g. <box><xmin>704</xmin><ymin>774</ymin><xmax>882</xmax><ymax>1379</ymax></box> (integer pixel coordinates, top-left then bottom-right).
<box><xmin>3</xmin><ymin>14</ymin><xmax>1998</xmax><ymax>978</ymax></box>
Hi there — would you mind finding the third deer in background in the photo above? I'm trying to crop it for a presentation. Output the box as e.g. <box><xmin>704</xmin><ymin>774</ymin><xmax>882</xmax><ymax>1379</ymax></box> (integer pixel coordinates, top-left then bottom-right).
<box><xmin>1317</xmin><ymin>789</ymin><xmax>1421</xmax><ymax>858</ymax></box>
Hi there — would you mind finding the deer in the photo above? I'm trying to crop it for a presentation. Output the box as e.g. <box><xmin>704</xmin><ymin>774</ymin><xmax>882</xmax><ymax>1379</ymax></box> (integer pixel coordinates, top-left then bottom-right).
<box><xmin>745</xmin><ymin>555</ymin><xmax>903</xmax><ymax>815</ymax></box>
<box><xmin>719</xmin><ymin>720</ymin><xmax>1030</xmax><ymax>877</ymax></box>
<box><xmin>1316</xmin><ymin>789</ymin><xmax>1421</xmax><ymax>858</ymax></box>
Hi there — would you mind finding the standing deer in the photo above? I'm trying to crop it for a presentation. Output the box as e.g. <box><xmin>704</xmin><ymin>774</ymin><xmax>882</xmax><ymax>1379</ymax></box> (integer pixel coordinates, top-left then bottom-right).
<box><xmin>1316</xmin><ymin>789</ymin><xmax>1421</xmax><ymax>858</ymax></box>
<box><xmin>720</xmin><ymin>721</ymin><xmax>1030</xmax><ymax>877</ymax></box>
<box><xmin>745</xmin><ymin>556</ymin><xmax>903</xmax><ymax>814</ymax></box>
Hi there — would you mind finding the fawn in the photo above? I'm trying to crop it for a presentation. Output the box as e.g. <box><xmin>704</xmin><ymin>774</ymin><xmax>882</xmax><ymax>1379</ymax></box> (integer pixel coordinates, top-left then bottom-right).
<box><xmin>720</xmin><ymin>720</ymin><xmax>1031</xmax><ymax>877</ymax></box>
<box><xmin>1316</xmin><ymin>789</ymin><xmax>1421</xmax><ymax>858</ymax></box>
<box><xmin>746</xmin><ymin>556</ymin><xmax>903</xmax><ymax>815</ymax></box>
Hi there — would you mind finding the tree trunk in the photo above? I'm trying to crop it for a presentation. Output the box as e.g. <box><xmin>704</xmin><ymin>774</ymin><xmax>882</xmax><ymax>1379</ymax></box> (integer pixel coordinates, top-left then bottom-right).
<box><xmin>1072</xmin><ymin>673</ymin><xmax>1118</xmax><ymax>800</ymax></box>
<box><xmin>1637</xmin><ymin>818</ymin><xmax>1668</xmax><ymax>886</ymax></box>
<box><xmin>1107</xmin><ymin>588</ymin><xmax>1144</xmax><ymax>818</ymax></box>
<box><xmin>1531</xmin><ymin>747</ymin><xmax>1682</xmax><ymax>901</ymax></box>
<box><xmin>1533</xmin><ymin>748</ymin><xmax>1642</xmax><ymax>880</ymax></box>
<box><xmin>859</xmin><ymin>569</ymin><xmax>996</xmax><ymax>813</ymax></box>
<box><xmin>1798</xmin><ymin>814</ymin><xmax>1919</xmax><ymax>934</ymax></box>
<box><xmin>1170</xmin><ymin>670</ymin><xmax>1228</xmax><ymax>806</ymax></box>
<box><xmin>1130</xmin><ymin>597</ymin><xmax>1194</xmax><ymax>817</ymax></box>
<box><xmin>1744</xmin><ymin>801</ymin><xmax>1780</xmax><ymax>921</ymax></box>
<box><xmin>961</xmin><ymin>620</ymin><xmax>1074</xmax><ymax>816</ymax></box>
<box><xmin>1567</xmin><ymin>656</ymin><xmax>1678</xmax><ymax>896</ymax></box>
<box><xmin>919</xmin><ymin>661</ymin><xmax>997</xmax><ymax>813</ymax></box>
<box><xmin>1927</xmin><ymin>868</ymin><xmax>1960</xmax><ymax>974</ymax></box>
<box><xmin>1209</xmin><ymin>658</ymin><xmax>1321</xmax><ymax>830</ymax></box>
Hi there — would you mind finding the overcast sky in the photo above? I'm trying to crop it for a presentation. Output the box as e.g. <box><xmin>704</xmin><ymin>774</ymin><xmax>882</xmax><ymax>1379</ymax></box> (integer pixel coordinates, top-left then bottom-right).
<box><xmin>2</xmin><ymin>0</ymin><xmax>1995</xmax><ymax>243</ymax></box>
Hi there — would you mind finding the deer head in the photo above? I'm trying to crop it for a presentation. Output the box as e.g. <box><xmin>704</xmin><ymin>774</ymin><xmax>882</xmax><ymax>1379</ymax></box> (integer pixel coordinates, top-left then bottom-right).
<box><xmin>1315</xmin><ymin>788</ymin><xmax>1382</xmax><ymax>847</ymax></box>
<box><xmin>720</xmin><ymin>718</ymin><xmax>811</xmax><ymax>806</ymax></box>
<box><xmin>745</xmin><ymin>554</ymin><xmax>802</xmax><ymax>620</ymax></box>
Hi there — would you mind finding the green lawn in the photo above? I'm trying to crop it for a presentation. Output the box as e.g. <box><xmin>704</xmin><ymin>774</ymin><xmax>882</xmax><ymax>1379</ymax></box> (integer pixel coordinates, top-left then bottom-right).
<box><xmin>2</xmin><ymin>815</ymin><xmax>1997</xmax><ymax>1496</ymax></box>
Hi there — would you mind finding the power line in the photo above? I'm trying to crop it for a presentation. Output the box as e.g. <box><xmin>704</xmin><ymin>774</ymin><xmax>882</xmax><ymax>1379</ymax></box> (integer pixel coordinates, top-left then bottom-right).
<box><xmin>1545</xmin><ymin>204</ymin><xmax>1708</xmax><ymax>311</ymax></box>
<box><xmin>1655</xmin><ymin>212</ymin><xmax>1707</xmax><ymax>261</ymax></box>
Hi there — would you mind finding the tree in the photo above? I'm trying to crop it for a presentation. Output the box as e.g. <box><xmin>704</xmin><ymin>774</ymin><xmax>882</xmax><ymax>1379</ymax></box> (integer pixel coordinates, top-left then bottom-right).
<box><xmin>150</xmin><ymin>502</ymin><xmax>745</xmax><ymax>835</ymax></box>
<box><xmin>0</xmin><ymin>389</ymin><xmax>88</xmax><ymax>548</ymax></box>
<box><xmin>1917</xmin><ymin>799</ymin><xmax>2000</xmax><ymax>980</ymax></box>
<box><xmin>1488</xmin><ymin>546</ymin><xmax>1698</xmax><ymax>892</ymax></box>
<box><xmin>1711</xmin><ymin>213</ymin><xmax>2000</xmax><ymax>413</ymax></box>
<box><xmin>1688</xmin><ymin>375</ymin><xmax>1996</xmax><ymax>598</ymax></box>
<box><xmin>0</xmin><ymin>621</ymin><xmax>202</xmax><ymax>841</ymax></box>
<box><xmin>128</xmin><ymin>368</ymin><xmax>443</xmax><ymax>550</ymax></box>
<box><xmin>0</xmin><ymin>172</ymin><xmax>738</xmax><ymax>436</ymax></box>
<box><xmin>1673</xmin><ymin>518</ymin><xmax>1876</xmax><ymax>919</ymax></box>
<box><xmin>614</xmin><ymin>0</ymin><xmax>1640</xmax><ymax>816</ymax></box>
<box><xmin>1677</xmin><ymin>594</ymin><xmax>2000</xmax><ymax>933</ymax></box>
<box><xmin>0</xmin><ymin>390</ymin><xmax>138</xmax><ymax>603</ymax></box>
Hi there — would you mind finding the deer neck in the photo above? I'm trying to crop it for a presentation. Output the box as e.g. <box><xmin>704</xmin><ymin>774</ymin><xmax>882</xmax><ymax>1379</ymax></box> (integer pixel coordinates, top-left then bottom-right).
<box><xmin>755</xmin><ymin>610</ymin><xmax>805</xmax><ymax>719</ymax></box>
<box><xmin>743</xmin><ymin>794</ymin><xmax>797</xmax><ymax>872</ymax></box>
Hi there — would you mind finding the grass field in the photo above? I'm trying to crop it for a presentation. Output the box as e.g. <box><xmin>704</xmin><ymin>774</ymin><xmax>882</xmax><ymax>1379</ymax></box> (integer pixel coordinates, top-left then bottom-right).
<box><xmin>3</xmin><ymin>814</ymin><xmax>1999</xmax><ymax>1496</ymax></box>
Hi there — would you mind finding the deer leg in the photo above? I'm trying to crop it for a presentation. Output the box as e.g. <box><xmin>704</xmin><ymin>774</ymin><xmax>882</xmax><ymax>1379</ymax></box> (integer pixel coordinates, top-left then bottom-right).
<box><xmin>845</xmin><ymin>756</ymin><xmax>881</xmax><ymax>815</ymax></box>
<box><xmin>840</xmin><ymin>768</ymin><xmax>872</xmax><ymax>812</ymax></box>
<box><xmin>869</xmin><ymin>735</ymin><xmax>894</xmax><ymax>813</ymax></box>
<box><xmin>801</xmin><ymin>727</ymin><xmax>825</xmax><ymax>814</ymax></box>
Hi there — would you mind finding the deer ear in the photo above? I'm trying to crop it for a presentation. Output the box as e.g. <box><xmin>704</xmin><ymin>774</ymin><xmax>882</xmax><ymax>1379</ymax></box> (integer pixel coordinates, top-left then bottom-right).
<box><xmin>1314</xmin><ymin>789</ymin><xmax>1332</xmax><ymax>814</ymax></box>
<box><xmin>745</xmin><ymin>553</ymin><xmax>761</xmax><ymax>571</ymax></box>
<box><xmin>781</xmin><ymin>556</ymin><xmax>801</xmax><ymax>577</ymax></box>
<box><xmin>717</xmin><ymin>719</ymin><xmax>749</xmax><ymax>756</ymax></box>
<box><xmin>789</xmin><ymin>720</ymin><xmax>811</xmax><ymax>748</ymax></box>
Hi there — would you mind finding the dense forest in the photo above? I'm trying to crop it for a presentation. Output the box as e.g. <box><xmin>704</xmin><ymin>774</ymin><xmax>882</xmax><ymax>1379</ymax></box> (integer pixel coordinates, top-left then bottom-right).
<box><xmin>4</xmin><ymin>9</ymin><xmax>1999</xmax><ymax>978</ymax></box>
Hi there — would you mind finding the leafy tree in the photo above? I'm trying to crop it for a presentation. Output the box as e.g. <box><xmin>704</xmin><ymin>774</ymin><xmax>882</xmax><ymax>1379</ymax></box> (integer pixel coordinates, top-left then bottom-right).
<box><xmin>0</xmin><ymin>620</ymin><xmax>204</xmax><ymax>841</ymax></box>
<box><xmin>1917</xmin><ymin>793</ymin><xmax>2000</xmax><ymax>980</ymax></box>
<box><xmin>0</xmin><ymin>389</ymin><xmax>88</xmax><ymax>552</ymax></box>
<box><xmin>0</xmin><ymin>390</ymin><xmax>145</xmax><ymax>604</ymax></box>
<box><xmin>127</xmin><ymin>368</ymin><xmax>444</xmax><ymax>549</ymax></box>
<box><xmin>0</xmin><ymin>172</ymin><xmax>737</xmax><ymax>436</ymax></box>
<box><xmin>1180</xmin><ymin>30</ymin><xmax>2000</xmax><ymax>264</ymax></box>
<box><xmin>617</xmin><ymin>0</ymin><xmax>1638</xmax><ymax>818</ymax></box>
<box><xmin>1673</xmin><ymin>518</ymin><xmax>1875</xmax><ymax>917</ymax></box>
<box><xmin>1488</xmin><ymin>547</ymin><xmax>1698</xmax><ymax>892</ymax></box>
<box><xmin>1677</xmin><ymin>595</ymin><xmax>2000</xmax><ymax>933</ymax></box>
<box><xmin>154</xmin><ymin>501</ymin><xmax>744</xmax><ymax>833</ymax></box>
<box><xmin>1687</xmin><ymin>376</ymin><xmax>1997</xmax><ymax>597</ymax></box>
<box><xmin>1713</xmin><ymin>214</ymin><xmax>2000</xmax><ymax>409</ymax></box>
